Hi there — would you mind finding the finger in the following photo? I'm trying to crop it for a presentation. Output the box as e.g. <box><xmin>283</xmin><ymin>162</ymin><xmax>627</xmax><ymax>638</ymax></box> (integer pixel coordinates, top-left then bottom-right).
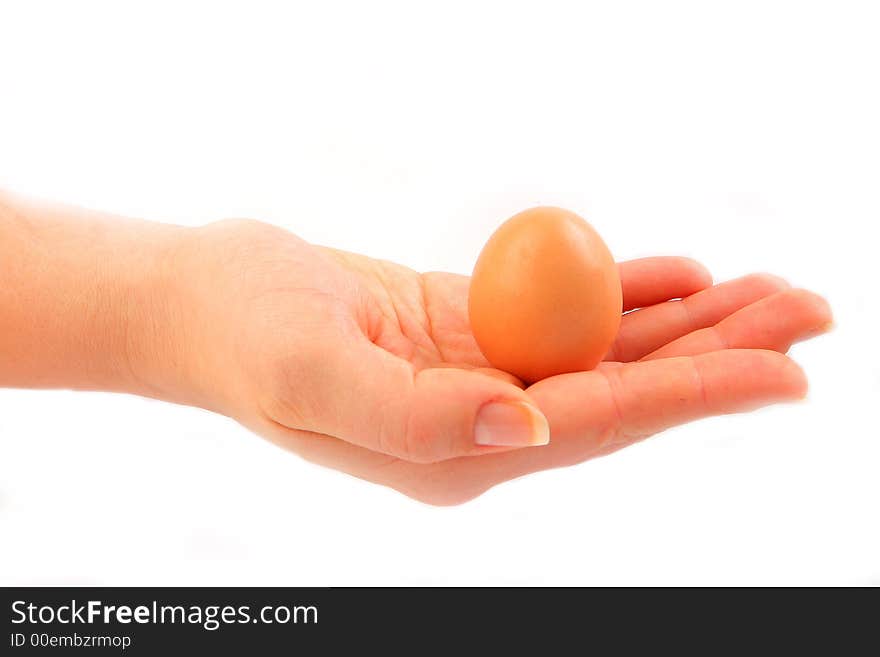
<box><xmin>598</xmin><ymin>350</ymin><xmax>806</xmax><ymax>438</ymax></box>
<box><xmin>531</xmin><ymin>350</ymin><xmax>806</xmax><ymax>454</ymax></box>
<box><xmin>643</xmin><ymin>289</ymin><xmax>833</xmax><ymax>360</ymax></box>
<box><xmin>271</xmin><ymin>335</ymin><xmax>549</xmax><ymax>464</ymax></box>
<box><xmin>475</xmin><ymin>349</ymin><xmax>808</xmax><ymax>481</ymax></box>
<box><xmin>409</xmin><ymin>349</ymin><xmax>809</xmax><ymax>504</ymax></box>
<box><xmin>618</xmin><ymin>256</ymin><xmax>712</xmax><ymax>311</ymax></box>
<box><xmin>249</xmin><ymin>350</ymin><xmax>808</xmax><ymax>506</ymax></box>
<box><xmin>607</xmin><ymin>273</ymin><xmax>790</xmax><ymax>362</ymax></box>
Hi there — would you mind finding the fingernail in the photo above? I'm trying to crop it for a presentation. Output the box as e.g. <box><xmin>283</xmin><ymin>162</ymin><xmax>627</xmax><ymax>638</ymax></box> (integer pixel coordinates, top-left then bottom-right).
<box><xmin>475</xmin><ymin>401</ymin><xmax>550</xmax><ymax>447</ymax></box>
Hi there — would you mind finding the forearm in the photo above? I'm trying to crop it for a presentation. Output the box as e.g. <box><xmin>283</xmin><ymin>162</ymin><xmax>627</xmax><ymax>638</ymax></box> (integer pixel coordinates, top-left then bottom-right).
<box><xmin>0</xmin><ymin>190</ymin><xmax>194</xmax><ymax>403</ymax></box>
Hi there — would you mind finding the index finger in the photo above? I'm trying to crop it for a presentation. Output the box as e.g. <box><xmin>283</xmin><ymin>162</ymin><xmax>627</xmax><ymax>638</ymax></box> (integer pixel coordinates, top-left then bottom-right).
<box><xmin>471</xmin><ymin>350</ymin><xmax>807</xmax><ymax>477</ymax></box>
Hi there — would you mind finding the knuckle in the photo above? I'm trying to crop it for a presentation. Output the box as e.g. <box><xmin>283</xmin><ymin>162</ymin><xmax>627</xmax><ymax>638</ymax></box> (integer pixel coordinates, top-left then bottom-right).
<box><xmin>389</xmin><ymin>372</ymin><xmax>446</xmax><ymax>464</ymax></box>
<box><xmin>398</xmin><ymin>429</ymin><xmax>441</xmax><ymax>464</ymax></box>
<box><xmin>374</xmin><ymin>393</ymin><xmax>439</xmax><ymax>464</ymax></box>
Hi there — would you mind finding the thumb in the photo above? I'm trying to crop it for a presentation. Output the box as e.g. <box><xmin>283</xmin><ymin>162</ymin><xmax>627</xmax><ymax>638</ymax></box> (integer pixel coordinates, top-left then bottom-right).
<box><xmin>285</xmin><ymin>338</ymin><xmax>550</xmax><ymax>464</ymax></box>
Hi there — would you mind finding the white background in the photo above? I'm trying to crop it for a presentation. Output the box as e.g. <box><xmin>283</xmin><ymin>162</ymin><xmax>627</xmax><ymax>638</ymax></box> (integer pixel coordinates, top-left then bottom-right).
<box><xmin>1</xmin><ymin>1</ymin><xmax>877</xmax><ymax>585</ymax></box>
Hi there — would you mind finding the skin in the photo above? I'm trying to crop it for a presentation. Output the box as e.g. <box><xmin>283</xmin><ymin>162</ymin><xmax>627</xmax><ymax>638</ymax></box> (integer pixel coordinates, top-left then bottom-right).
<box><xmin>0</xmin><ymin>190</ymin><xmax>833</xmax><ymax>505</ymax></box>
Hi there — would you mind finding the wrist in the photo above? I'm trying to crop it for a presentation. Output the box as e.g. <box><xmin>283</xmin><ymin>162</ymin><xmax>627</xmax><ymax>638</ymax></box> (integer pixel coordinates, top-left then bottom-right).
<box><xmin>117</xmin><ymin>222</ymin><xmax>202</xmax><ymax>406</ymax></box>
<box><xmin>123</xmin><ymin>221</ymin><xmax>250</xmax><ymax>416</ymax></box>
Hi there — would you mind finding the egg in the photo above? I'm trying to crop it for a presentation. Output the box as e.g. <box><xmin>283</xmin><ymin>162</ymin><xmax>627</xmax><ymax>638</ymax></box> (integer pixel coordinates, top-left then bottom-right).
<box><xmin>468</xmin><ymin>207</ymin><xmax>622</xmax><ymax>383</ymax></box>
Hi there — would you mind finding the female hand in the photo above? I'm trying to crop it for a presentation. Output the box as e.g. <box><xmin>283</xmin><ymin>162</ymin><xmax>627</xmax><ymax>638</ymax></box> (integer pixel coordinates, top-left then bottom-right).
<box><xmin>163</xmin><ymin>219</ymin><xmax>832</xmax><ymax>505</ymax></box>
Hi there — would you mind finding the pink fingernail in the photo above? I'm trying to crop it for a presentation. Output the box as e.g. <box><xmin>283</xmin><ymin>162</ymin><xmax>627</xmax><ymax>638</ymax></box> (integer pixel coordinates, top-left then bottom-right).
<box><xmin>474</xmin><ymin>401</ymin><xmax>550</xmax><ymax>447</ymax></box>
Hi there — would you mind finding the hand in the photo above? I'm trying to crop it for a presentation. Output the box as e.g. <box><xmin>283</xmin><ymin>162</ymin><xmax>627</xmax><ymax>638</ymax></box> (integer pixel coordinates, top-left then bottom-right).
<box><xmin>166</xmin><ymin>219</ymin><xmax>832</xmax><ymax>505</ymax></box>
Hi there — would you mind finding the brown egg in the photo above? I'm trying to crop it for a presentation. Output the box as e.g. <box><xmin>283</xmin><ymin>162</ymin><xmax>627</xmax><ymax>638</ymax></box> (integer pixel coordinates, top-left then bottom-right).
<box><xmin>468</xmin><ymin>207</ymin><xmax>622</xmax><ymax>383</ymax></box>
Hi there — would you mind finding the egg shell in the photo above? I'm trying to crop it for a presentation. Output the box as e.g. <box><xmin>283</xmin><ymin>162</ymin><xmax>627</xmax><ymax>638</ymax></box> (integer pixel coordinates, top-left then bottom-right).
<box><xmin>468</xmin><ymin>207</ymin><xmax>622</xmax><ymax>383</ymax></box>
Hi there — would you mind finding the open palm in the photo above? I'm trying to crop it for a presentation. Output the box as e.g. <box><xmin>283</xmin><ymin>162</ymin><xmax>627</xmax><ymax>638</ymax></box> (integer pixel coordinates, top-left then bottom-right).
<box><xmin>200</xmin><ymin>220</ymin><xmax>831</xmax><ymax>505</ymax></box>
